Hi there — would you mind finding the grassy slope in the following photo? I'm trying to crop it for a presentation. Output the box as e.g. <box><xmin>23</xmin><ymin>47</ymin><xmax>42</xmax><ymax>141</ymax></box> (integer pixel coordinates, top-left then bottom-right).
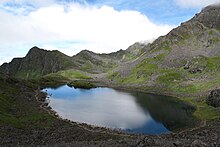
<box><xmin>44</xmin><ymin>70</ymin><xmax>91</xmax><ymax>80</ymax></box>
<box><xmin>0</xmin><ymin>78</ymin><xmax>55</xmax><ymax>129</ymax></box>
<box><xmin>32</xmin><ymin>70</ymin><xmax>92</xmax><ymax>88</ymax></box>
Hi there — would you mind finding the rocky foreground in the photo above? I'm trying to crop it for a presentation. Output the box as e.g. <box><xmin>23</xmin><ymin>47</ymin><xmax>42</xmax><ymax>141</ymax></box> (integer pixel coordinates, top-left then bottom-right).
<box><xmin>1</xmin><ymin>119</ymin><xmax>219</xmax><ymax>146</ymax></box>
<box><xmin>0</xmin><ymin>78</ymin><xmax>219</xmax><ymax>147</ymax></box>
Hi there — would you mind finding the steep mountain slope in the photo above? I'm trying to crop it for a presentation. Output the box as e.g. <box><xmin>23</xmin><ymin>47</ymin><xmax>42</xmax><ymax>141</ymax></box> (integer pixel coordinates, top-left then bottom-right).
<box><xmin>158</xmin><ymin>5</ymin><xmax>220</xmax><ymax>68</ymax></box>
<box><xmin>109</xmin><ymin>4</ymin><xmax>220</xmax><ymax>97</ymax></box>
<box><xmin>0</xmin><ymin>47</ymin><xmax>76</xmax><ymax>79</ymax></box>
<box><xmin>140</xmin><ymin>4</ymin><xmax>220</xmax><ymax>67</ymax></box>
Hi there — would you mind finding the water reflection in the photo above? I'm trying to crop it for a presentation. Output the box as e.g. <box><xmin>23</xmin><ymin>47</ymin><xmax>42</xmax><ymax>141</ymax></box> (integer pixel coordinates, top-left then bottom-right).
<box><xmin>131</xmin><ymin>92</ymin><xmax>196</xmax><ymax>130</ymax></box>
<box><xmin>43</xmin><ymin>85</ymin><xmax>195</xmax><ymax>134</ymax></box>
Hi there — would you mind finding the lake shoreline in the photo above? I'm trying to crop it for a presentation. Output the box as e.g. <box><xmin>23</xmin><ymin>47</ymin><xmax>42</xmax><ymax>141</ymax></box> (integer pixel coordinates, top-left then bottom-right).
<box><xmin>0</xmin><ymin>78</ymin><xmax>219</xmax><ymax>146</ymax></box>
<box><xmin>37</xmin><ymin>81</ymin><xmax>219</xmax><ymax>146</ymax></box>
<box><xmin>43</xmin><ymin>84</ymin><xmax>197</xmax><ymax>134</ymax></box>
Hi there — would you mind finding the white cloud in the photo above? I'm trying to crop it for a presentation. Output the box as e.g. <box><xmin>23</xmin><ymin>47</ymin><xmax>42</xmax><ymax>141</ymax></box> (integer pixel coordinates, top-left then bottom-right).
<box><xmin>0</xmin><ymin>3</ymin><xmax>174</xmax><ymax>65</ymax></box>
<box><xmin>176</xmin><ymin>0</ymin><xmax>220</xmax><ymax>8</ymax></box>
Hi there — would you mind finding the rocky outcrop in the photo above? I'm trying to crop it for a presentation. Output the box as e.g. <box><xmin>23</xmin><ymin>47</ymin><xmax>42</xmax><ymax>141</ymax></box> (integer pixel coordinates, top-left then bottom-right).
<box><xmin>195</xmin><ymin>4</ymin><xmax>220</xmax><ymax>29</ymax></box>
<box><xmin>207</xmin><ymin>89</ymin><xmax>220</xmax><ymax>107</ymax></box>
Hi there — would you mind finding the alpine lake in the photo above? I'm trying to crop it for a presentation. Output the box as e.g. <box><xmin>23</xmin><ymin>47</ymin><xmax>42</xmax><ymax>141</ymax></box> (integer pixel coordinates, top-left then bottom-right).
<box><xmin>43</xmin><ymin>85</ymin><xmax>196</xmax><ymax>134</ymax></box>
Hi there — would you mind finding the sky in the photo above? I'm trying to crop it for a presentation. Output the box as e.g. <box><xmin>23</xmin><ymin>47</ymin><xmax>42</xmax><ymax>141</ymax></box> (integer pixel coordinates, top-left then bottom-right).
<box><xmin>0</xmin><ymin>0</ymin><xmax>219</xmax><ymax>64</ymax></box>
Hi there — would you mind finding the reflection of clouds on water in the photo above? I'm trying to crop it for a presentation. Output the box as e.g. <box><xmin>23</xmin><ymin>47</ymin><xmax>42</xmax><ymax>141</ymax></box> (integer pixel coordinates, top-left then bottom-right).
<box><xmin>47</xmin><ymin>86</ymin><xmax>150</xmax><ymax>129</ymax></box>
<box><xmin>44</xmin><ymin>85</ymin><xmax>172</xmax><ymax>134</ymax></box>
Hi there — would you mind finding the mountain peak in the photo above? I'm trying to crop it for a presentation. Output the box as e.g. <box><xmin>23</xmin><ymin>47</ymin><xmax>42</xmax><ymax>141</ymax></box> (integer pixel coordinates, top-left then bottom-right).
<box><xmin>0</xmin><ymin>46</ymin><xmax>77</xmax><ymax>78</ymax></box>
<box><xmin>202</xmin><ymin>3</ymin><xmax>220</xmax><ymax>10</ymax></box>
<box><xmin>80</xmin><ymin>49</ymin><xmax>92</xmax><ymax>53</ymax></box>
<box><xmin>76</xmin><ymin>50</ymin><xmax>96</xmax><ymax>57</ymax></box>
<box><xmin>194</xmin><ymin>3</ymin><xmax>220</xmax><ymax>29</ymax></box>
<box><xmin>30</xmin><ymin>46</ymin><xmax>40</xmax><ymax>50</ymax></box>
<box><xmin>27</xmin><ymin>46</ymin><xmax>64</xmax><ymax>58</ymax></box>
<box><xmin>27</xmin><ymin>46</ymin><xmax>45</xmax><ymax>56</ymax></box>
<box><xmin>29</xmin><ymin>46</ymin><xmax>41</xmax><ymax>52</ymax></box>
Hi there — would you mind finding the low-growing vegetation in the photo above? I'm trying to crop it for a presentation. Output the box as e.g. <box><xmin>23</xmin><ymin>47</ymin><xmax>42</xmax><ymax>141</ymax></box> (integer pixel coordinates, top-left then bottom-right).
<box><xmin>67</xmin><ymin>80</ymin><xmax>97</xmax><ymax>89</ymax></box>
<box><xmin>181</xmin><ymin>97</ymin><xmax>220</xmax><ymax>120</ymax></box>
<box><xmin>55</xmin><ymin>70</ymin><xmax>92</xmax><ymax>80</ymax></box>
<box><xmin>0</xmin><ymin>78</ymin><xmax>55</xmax><ymax>129</ymax></box>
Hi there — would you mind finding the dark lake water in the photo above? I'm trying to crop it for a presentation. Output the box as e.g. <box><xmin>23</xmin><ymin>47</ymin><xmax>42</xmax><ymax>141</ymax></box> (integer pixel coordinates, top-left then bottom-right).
<box><xmin>43</xmin><ymin>85</ymin><xmax>196</xmax><ymax>134</ymax></box>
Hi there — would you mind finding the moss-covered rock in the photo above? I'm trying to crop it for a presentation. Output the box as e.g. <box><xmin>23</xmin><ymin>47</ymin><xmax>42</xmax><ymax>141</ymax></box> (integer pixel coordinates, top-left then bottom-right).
<box><xmin>207</xmin><ymin>89</ymin><xmax>220</xmax><ymax>107</ymax></box>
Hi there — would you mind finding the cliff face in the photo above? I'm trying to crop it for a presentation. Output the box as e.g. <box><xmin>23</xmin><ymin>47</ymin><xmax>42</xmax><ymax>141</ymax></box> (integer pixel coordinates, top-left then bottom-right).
<box><xmin>195</xmin><ymin>4</ymin><xmax>220</xmax><ymax>29</ymax></box>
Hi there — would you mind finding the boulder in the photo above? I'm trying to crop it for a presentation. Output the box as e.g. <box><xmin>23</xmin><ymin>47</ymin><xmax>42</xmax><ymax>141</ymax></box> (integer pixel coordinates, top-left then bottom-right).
<box><xmin>189</xmin><ymin>68</ymin><xmax>203</xmax><ymax>74</ymax></box>
<box><xmin>206</xmin><ymin>89</ymin><xmax>220</xmax><ymax>107</ymax></box>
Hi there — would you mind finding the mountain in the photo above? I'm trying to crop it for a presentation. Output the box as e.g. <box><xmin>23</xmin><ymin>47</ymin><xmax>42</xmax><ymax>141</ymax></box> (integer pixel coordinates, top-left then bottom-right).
<box><xmin>0</xmin><ymin>47</ymin><xmax>76</xmax><ymax>79</ymax></box>
<box><xmin>1</xmin><ymin>4</ymin><xmax>220</xmax><ymax>147</ymax></box>
<box><xmin>1</xmin><ymin>4</ymin><xmax>220</xmax><ymax>98</ymax></box>
<box><xmin>0</xmin><ymin>41</ymin><xmax>148</xmax><ymax>78</ymax></box>
<box><xmin>72</xmin><ymin>49</ymin><xmax>120</xmax><ymax>74</ymax></box>
<box><xmin>108</xmin><ymin>4</ymin><xmax>220</xmax><ymax>96</ymax></box>
<box><xmin>137</xmin><ymin>4</ymin><xmax>220</xmax><ymax>67</ymax></box>
<box><xmin>72</xmin><ymin>45</ymin><xmax>147</xmax><ymax>74</ymax></box>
